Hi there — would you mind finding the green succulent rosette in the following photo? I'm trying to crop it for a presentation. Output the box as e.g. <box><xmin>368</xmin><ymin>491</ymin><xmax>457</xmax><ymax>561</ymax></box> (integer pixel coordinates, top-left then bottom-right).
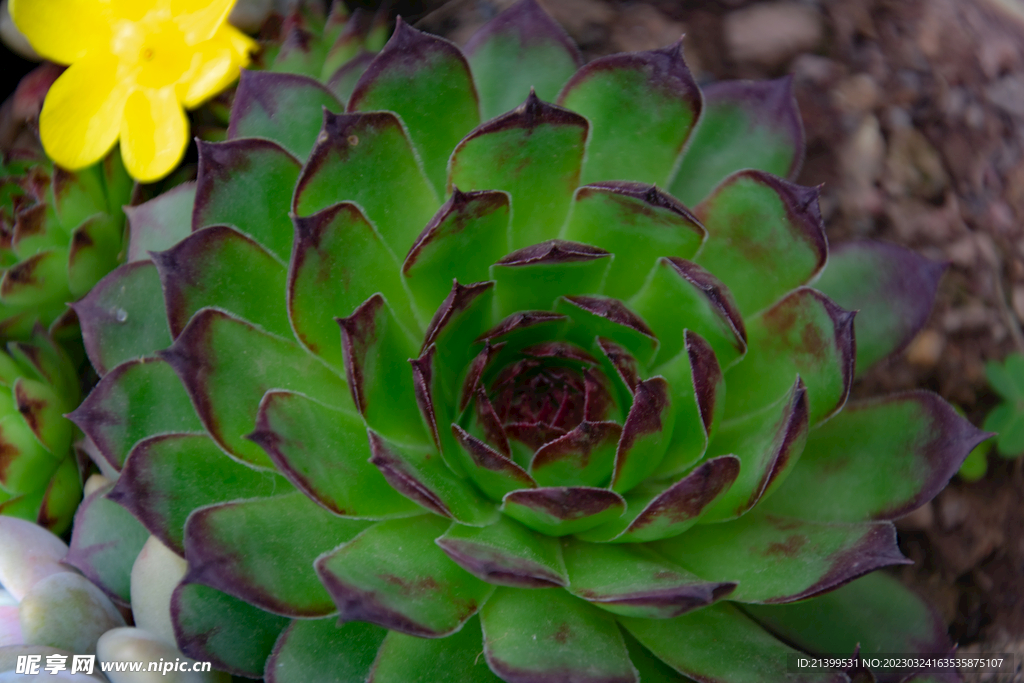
<box><xmin>67</xmin><ymin>2</ymin><xmax>985</xmax><ymax>681</ymax></box>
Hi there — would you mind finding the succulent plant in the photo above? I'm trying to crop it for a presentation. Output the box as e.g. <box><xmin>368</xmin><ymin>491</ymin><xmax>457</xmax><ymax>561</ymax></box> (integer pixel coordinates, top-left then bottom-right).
<box><xmin>67</xmin><ymin>2</ymin><xmax>985</xmax><ymax>681</ymax></box>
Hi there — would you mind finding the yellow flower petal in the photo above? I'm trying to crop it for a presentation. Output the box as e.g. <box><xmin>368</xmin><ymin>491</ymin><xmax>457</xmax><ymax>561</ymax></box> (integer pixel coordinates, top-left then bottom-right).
<box><xmin>119</xmin><ymin>87</ymin><xmax>188</xmax><ymax>182</ymax></box>
<box><xmin>39</xmin><ymin>54</ymin><xmax>131</xmax><ymax>170</ymax></box>
<box><xmin>9</xmin><ymin>0</ymin><xmax>110</xmax><ymax>64</ymax></box>
<box><xmin>179</xmin><ymin>25</ymin><xmax>253</xmax><ymax>108</ymax></box>
<box><xmin>171</xmin><ymin>0</ymin><xmax>235</xmax><ymax>44</ymax></box>
<box><xmin>109</xmin><ymin>0</ymin><xmax>161</xmax><ymax>22</ymax></box>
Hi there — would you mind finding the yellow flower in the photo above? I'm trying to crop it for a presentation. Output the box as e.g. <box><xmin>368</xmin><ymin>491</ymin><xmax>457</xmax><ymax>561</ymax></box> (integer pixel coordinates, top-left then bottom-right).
<box><xmin>10</xmin><ymin>0</ymin><xmax>255</xmax><ymax>182</ymax></box>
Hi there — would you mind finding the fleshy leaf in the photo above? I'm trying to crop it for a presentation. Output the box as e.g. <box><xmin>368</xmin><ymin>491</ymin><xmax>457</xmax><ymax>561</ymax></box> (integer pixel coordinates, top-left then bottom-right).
<box><xmin>349</xmin><ymin>19</ymin><xmax>480</xmax><ymax>195</ymax></box>
<box><xmin>67</xmin><ymin>214</ymin><xmax>122</xmax><ymax>299</ymax></box>
<box><xmin>369</xmin><ymin>615</ymin><xmax>503</xmax><ymax>683</ymax></box>
<box><xmin>560</xmin><ymin>182</ymin><xmax>705</xmax><ymax>300</ymax></box>
<box><xmin>0</xmin><ymin>249</ymin><xmax>71</xmax><ymax>313</ymax></box>
<box><xmin>501</xmin><ymin>487</ymin><xmax>625</xmax><ymax>536</ymax></box>
<box><xmin>14</xmin><ymin>378</ymin><xmax>72</xmax><ymax>456</ymax></box>
<box><xmin>250</xmin><ymin>390</ymin><xmax>422</xmax><ymax>519</ymax></box>
<box><xmin>271</xmin><ymin>24</ymin><xmax>327</xmax><ymax>79</ymax></box>
<box><xmin>556</xmin><ymin>296</ymin><xmax>658</xmax><ymax>367</ymax></box>
<box><xmin>480</xmin><ymin>586</ymin><xmax>637</xmax><ymax>683</ymax></box>
<box><xmin>51</xmin><ymin>164</ymin><xmax>106</xmax><ymax>231</ymax></box>
<box><xmin>491</xmin><ymin>241</ymin><xmax>611</xmax><ymax>318</ymax></box>
<box><xmin>449</xmin><ymin>91</ymin><xmax>588</xmax><ymax>249</ymax></box>
<box><xmin>529</xmin><ymin>421</ymin><xmax>620</xmax><ymax>488</ymax></box>
<box><xmin>621</xmin><ymin>603</ymin><xmax>847</xmax><ymax>683</ymax></box>
<box><xmin>327</xmin><ymin>50</ymin><xmax>374</xmax><ymax>102</ymax></box>
<box><xmin>814</xmin><ymin>241</ymin><xmax>946</xmax><ymax>375</ymax></box>
<box><xmin>172</xmin><ymin>582</ymin><xmax>289</xmax><ymax>678</ymax></box>
<box><xmin>436</xmin><ymin>515</ymin><xmax>567</xmax><ymax>588</ymax></box>
<box><xmin>422</xmin><ymin>281</ymin><xmax>496</xmax><ymax>401</ymax></box>
<box><xmin>612</xmin><ymin>377</ymin><xmax>674</xmax><ymax>493</ymax></box>
<box><xmin>622</xmin><ymin>630</ymin><xmax>694</xmax><ymax>683</ymax></box>
<box><xmin>290</xmin><ymin>202</ymin><xmax>417</xmax><ymax>371</ymax></box>
<box><xmin>192</xmin><ymin>138</ymin><xmax>301</xmax><ymax>263</ymax></box>
<box><xmin>109</xmin><ymin>433</ymin><xmax>288</xmax><ymax>555</ymax></box>
<box><xmin>725</xmin><ymin>288</ymin><xmax>854</xmax><ymax>425</ymax></box>
<box><xmin>562</xmin><ymin>539</ymin><xmax>734</xmax><ymax>618</ymax></box>
<box><xmin>73</xmin><ymin>262</ymin><xmax>172</xmax><ymax>376</ymax></box>
<box><xmin>413</xmin><ymin>345</ymin><xmax>466</xmax><ymax>477</ymax></box>
<box><xmin>266</xmin><ymin>618</ymin><xmax>387</xmax><ymax>683</ymax></box>
<box><xmin>228</xmin><ymin>70</ymin><xmax>343</xmax><ymax>160</ymax></box>
<box><xmin>152</xmin><ymin>225</ymin><xmax>290</xmax><ymax>339</ymax></box>
<box><xmin>630</xmin><ymin>258</ymin><xmax>746</xmax><ymax>368</ymax></box>
<box><xmin>183</xmin><ymin>491</ymin><xmax>371</xmax><ymax>617</ymax></box>
<box><xmin>64</xmin><ymin>482</ymin><xmax>149</xmax><ymax>604</ymax></box>
<box><xmin>293</xmin><ymin>110</ymin><xmax>439</xmax><ymax>263</ymax></box>
<box><xmin>694</xmin><ymin>171</ymin><xmax>827</xmax><ymax>316</ymax></box>
<box><xmin>315</xmin><ymin>515</ymin><xmax>493</xmax><ymax>637</ymax></box>
<box><xmin>125</xmin><ymin>181</ymin><xmax>196</xmax><ymax>262</ymax></box>
<box><xmin>558</xmin><ymin>42</ymin><xmax>702</xmax><ymax>186</ymax></box>
<box><xmin>403</xmin><ymin>189</ymin><xmax>511</xmax><ymax>321</ymax></box>
<box><xmin>655</xmin><ymin>510</ymin><xmax>909</xmax><ymax>604</ymax></box>
<box><xmin>760</xmin><ymin>391</ymin><xmax>988</xmax><ymax>522</ymax></box>
<box><xmin>670</xmin><ymin>77</ymin><xmax>805</xmax><ymax>206</ymax></box>
<box><xmin>465</xmin><ymin>0</ymin><xmax>583</xmax><ymax>120</ymax></box>
<box><xmin>452</xmin><ymin>424</ymin><xmax>536</xmax><ymax>500</ymax></box>
<box><xmin>160</xmin><ymin>308</ymin><xmax>350</xmax><ymax>467</ymax></box>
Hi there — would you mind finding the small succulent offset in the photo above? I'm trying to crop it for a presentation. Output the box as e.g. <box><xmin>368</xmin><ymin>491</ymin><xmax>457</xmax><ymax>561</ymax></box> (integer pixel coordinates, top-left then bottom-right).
<box><xmin>67</xmin><ymin>2</ymin><xmax>985</xmax><ymax>682</ymax></box>
<box><xmin>981</xmin><ymin>353</ymin><xmax>1024</xmax><ymax>459</ymax></box>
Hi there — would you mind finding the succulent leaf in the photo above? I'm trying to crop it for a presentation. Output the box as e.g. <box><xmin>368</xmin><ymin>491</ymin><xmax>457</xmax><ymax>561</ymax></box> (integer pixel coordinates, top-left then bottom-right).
<box><xmin>492</xmin><ymin>242</ymin><xmax>611</xmax><ymax>318</ymax></box>
<box><xmin>267</xmin><ymin>618</ymin><xmax>387</xmax><ymax>683</ymax></box>
<box><xmin>369</xmin><ymin>615</ymin><xmax>504</xmax><ymax>682</ymax></box>
<box><xmin>125</xmin><ymin>182</ymin><xmax>196</xmax><ymax>262</ymax></box>
<box><xmin>500</xmin><ymin>487</ymin><xmax>626</xmax><ymax>536</ymax></box>
<box><xmin>436</xmin><ymin>515</ymin><xmax>567</xmax><ymax>588</ymax></box>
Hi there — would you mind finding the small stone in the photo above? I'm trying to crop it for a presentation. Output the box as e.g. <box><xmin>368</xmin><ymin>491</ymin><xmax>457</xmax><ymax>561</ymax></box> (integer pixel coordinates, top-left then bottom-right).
<box><xmin>0</xmin><ymin>517</ymin><xmax>71</xmax><ymax>602</ymax></box>
<box><xmin>943</xmin><ymin>305</ymin><xmax>992</xmax><ymax>332</ymax></box>
<box><xmin>97</xmin><ymin>628</ymin><xmax>230</xmax><ymax>683</ymax></box>
<box><xmin>724</xmin><ymin>2</ymin><xmax>823</xmax><ymax>68</ymax></box>
<box><xmin>130</xmin><ymin>536</ymin><xmax>187</xmax><ymax>647</ymax></box>
<box><xmin>832</xmin><ymin>73</ymin><xmax>879</xmax><ymax>115</ymax></box>
<box><xmin>883</xmin><ymin>126</ymin><xmax>949</xmax><ymax>201</ymax></box>
<box><xmin>986</xmin><ymin>75</ymin><xmax>1024</xmax><ymax>117</ymax></box>
<box><xmin>905</xmin><ymin>329</ymin><xmax>945</xmax><ymax>368</ymax></box>
<box><xmin>936</xmin><ymin>490</ymin><xmax>969</xmax><ymax>530</ymax></box>
<box><xmin>947</xmin><ymin>236</ymin><xmax>978</xmax><ymax>267</ymax></box>
<box><xmin>19</xmin><ymin>572</ymin><xmax>125</xmax><ymax>654</ymax></box>
<box><xmin>896</xmin><ymin>501</ymin><xmax>934</xmax><ymax>531</ymax></box>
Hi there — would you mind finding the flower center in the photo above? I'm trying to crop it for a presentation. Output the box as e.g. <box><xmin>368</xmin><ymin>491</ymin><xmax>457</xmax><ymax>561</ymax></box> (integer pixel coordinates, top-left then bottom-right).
<box><xmin>111</xmin><ymin>16</ymin><xmax>191</xmax><ymax>88</ymax></box>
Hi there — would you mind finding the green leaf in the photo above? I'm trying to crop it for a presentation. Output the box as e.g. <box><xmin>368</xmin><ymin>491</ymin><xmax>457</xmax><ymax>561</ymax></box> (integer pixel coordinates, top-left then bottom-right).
<box><xmin>172</xmin><ymin>582</ymin><xmax>289</xmax><ymax>678</ymax></box>
<box><xmin>452</xmin><ymin>423</ymin><xmax>537</xmax><ymax>500</ymax></box>
<box><xmin>183</xmin><ymin>491</ymin><xmax>371</xmax><ymax>617</ymax></box>
<box><xmin>655</xmin><ymin>510</ymin><xmax>908</xmax><ymax>604</ymax></box>
<box><xmin>161</xmin><ymin>309</ymin><xmax>350</xmax><ymax>467</ymax></box>
<box><xmin>530</xmin><ymin>421</ymin><xmax>620</xmax><ymax>488</ymax></box>
<box><xmin>436</xmin><ymin>515</ymin><xmax>567</xmax><ymax>588</ymax></box>
<box><xmin>413</xmin><ymin>346</ymin><xmax>468</xmax><ymax>477</ymax></box>
<box><xmin>620</xmin><ymin>603</ymin><xmax>847</xmax><ymax>683</ymax></box>
<box><xmin>612</xmin><ymin>377</ymin><xmax>674</xmax><ymax>493</ymax></box>
<box><xmin>13</xmin><ymin>378</ymin><xmax>72</xmax><ymax>456</ymax></box>
<box><xmin>11</xmin><ymin>203</ymin><xmax>64</xmax><ymax>259</ymax></box>
<box><xmin>326</xmin><ymin>52</ymin><xmax>373</xmax><ymax>103</ymax></box>
<box><xmin>193</xmin><ymin>139</ymin><xmax>302</xmax><ymax>263</ymax></box>
<box><xmin>670</xmin><ymin>77</ymin><xmax>805</xmax><ymax>206</ymax></box>
<box><xmin>422</xmin><ymin>281</ymin><xmax>496</xmax><ymax>402</ymax></box>
<box><xmin>501</xmin><ymin>487</ymin><xmax>625</xmax><ymax>536</ymax></box>
<box><xmin>560</xmin><ymin>183</ymin><xmax>705</xmax><ymax>300</ymax></box>
<box><xmin>558</xmin><ymin>43</ymin><xmax>701</xmax><ymax>186</ymax></box>
<box><xmin>0</xmin><ymin>248</ymin><xmax>72</xmax><ymax>311</ymax></box>
<box><xmin>271</xmin><ymin>25</ymin><xmax>327</xmax><ymax>79</ymax></box>
<box><xmin>50</xmin><ymin>164</ymin><xmax>107</xmax><ymax>231</ymax></box>
<box><xmin>67</xmin><ymin>214</ymin><xmax>122</xmax><ymax>299</ymax></box>
<box><xmin>152</xmin><ymin>226</ymin><xmax>291</xmax><ymax>339</ymax></box>
<box><xmin>124</xmin><ymin>181</ymin><xmax>195</xmax><ymax>262</ymax></box>
<box><xmin>0</xmin><ymin>411</ymin><xmax>61</xmax><ymax>496</ymax></box>
<box><xmin>450</xmin><ymin>92</ymin><xmax>588</xmax><ymax>249</ymax></box>
<box><xmin>986</xmin><ymin>401</ymin><xmax>1024</xmax><ymax>457</ymax></box>
<box><xmin>350</xmin><ymin>19</ymin><xmax>480</xmax><ymax>195</ymax></box>
<box><xmin>73</xmin><ymin>262</ymin><xmax>172</xmax><ymax>375</ymax></box>
<box><xmin>556</xmin><ymin>296</ymin><xmax>658</xmax><ymax>368</ymax></box>
<box><xmin>267</xmin><ymin>618</ymin><xmax>387</xmax><ymax>683</ymax></box>
<box><xmin>315</xmin><ymin>515</ymin><xmax>494</xmax><ymax>637</ymax></box>
<box><xmin>229</xmin><ymin>71</ymin><xmax>344</xmax><ymax>161</ymax></box>
<box><xmin>985</xmin><ymin>354</ymin><xmax>1024</xmax><ymax>400</ymax></box>
<box><xmin>294</xmin><ymin>110</ymin><xmax>439</xmax><ymax>265</ymax></box>
<box><xmin>491</xmin><ymin>242</ymin><xmax>611</xmax><ymax>319</ymax></box>
<box><xmin>814</xmin><ymin>241</ymin><xmax>946</xmax><ymax>375</ymax></box>
<box><xmin>369</xmin><ymin>615</ymin><xmax>502</xmax><ymax>683</ymax></box>
<box><xmin>465</xmin><ymin>0</ymin><xmax>582</xmax><ymax>121</ymax></box>
<box><xmin>694</xmin><ymin>172</ymin><xmax>827</xmax><ymax>316</ymax></box>
<box><xmin>725</xmin><ymin>288</ymin><xmax>854</xmax><ymax>426</ymax></box>
<box><xmin>480</xmin><ymin>586</ymin><xmax>637</xmax><ymax>683</ymax></box>
<box><xmin>759</xmin><ymin>392</ymin><xmax>989</xmax><ymax>522</ymax></box>
<box><xmin>622</xmin><ymin>630</ymin><xmax>695</xmax><ymax>683</ymax></box>
<box><xmin>109</xmin><ymin>433</ymin><xmax>288</xmax><ymax>555</ymax></box>
<box><xmin>250</xmin><ymin>390</ymin><xmax>422</xmax><ymax>519</ymax></box>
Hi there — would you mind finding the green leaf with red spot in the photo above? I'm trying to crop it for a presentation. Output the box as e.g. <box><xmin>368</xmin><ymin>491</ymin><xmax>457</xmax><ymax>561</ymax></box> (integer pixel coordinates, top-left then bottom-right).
<box><xmin>161</xmin><ymin>309</ymin><xmax>350</xmax><ymax>467</ymax></box>
<box><xmin>670</xmin><ymin>77</ymin><xmax>805</xmax><ymax>206</ymax></box>
<box><xmin>480</xmin><ymin>586</ymin><xmax>637</xmax><ymax>683</ymax></box>
<box><xmin>556</xmin><ymin>296</ymin><xmax>658</xmax><ymax>367</ymax></box>
<box><xmin>294</xmin><ymin>110</ymin><xmax>439</xmax><ymax>263</ymax></box>
<box><xmin>125</xmin><ymin>181</ymin><xmax>196</xmax><ymax>262</ymax></box>
<box><xmin>501</xmin><ymin>486</ymin><xmax>625</xmax><ymax>536</ymax></box>
<box><xmin>529</xmin><ymin>421</ymin><xmax>620</xmax><ymax>488</ymax></box>
<box><xmin>656</xmin><ymin>510</ymin><xmax>909</xmax><ymax>604</ymax></box>
<box><xmin>449</xmin><ymin>92</ymin><xmax>588</xmax><ymax>249</ymax></box>
<box><xmin>436</xmin><ymin>515</ymin><xmax>567</xmax><ymax>588</ymax></box>
<box><xmin>561</xmin><ymin>183</ymin><xmax>705</xmax><ymax>300</ymax></box>
<box><xmin>558</xmin><ymin>42</ymin><xmax>702</xmax><ymax>186</ymax></box>
<box><xmin>491</xmin><ymin>242</ymin><xmax>611</xmax><ymax>318</ymax></box>
<box><xmin>270</xmin><ymin>25</ymin><xmax>327</xmax><ymax>79</ymax></box>
<box><xmin>759</xmin><ymin>391</ymin><xmax>988</xmax><ymax>522</ymax></box>
<box><xmin>290</xmin><ymin>202</ymin><xmax>417</xmax><ymax>371</ymax></box>
<box><xmin>412</xmin><ymin>345</ymin><xmax>467</xmax><ymax>477</ymax></box>
<box><xmin>452</xmin><ymin>423</ymin><xmax>536</xmax><ymax>500</ymax></box>
<box><xmin>171</xmin><ymin>582</ymin><xmax>289</xmax><ymax>678</ymax></box>
<box><xmin>67</xmin><ymin>214</ymin><xmax>122</xmax><ymax>299</ymax></box>
<box><xmin>183</xmin><ymin>491</ymin><xmax>371</xmax><ymax>617</ymax></box>
<box><xmin>403</xmin><ymin>189</ymin><xmax>511</xmax><ymax>321</ymax></box>
<box><xmin>0</xmin><ymin>248</ymin><xmax>71</xmax><ymax>310</ymax></box>
<box><xmin>315</xmin><ymin>515</ymin><xmax>493</xmax><ymax>637</ymax></box>
<box><xmin>250</xmin><ymin>390</ymin><xmax>422</xmax><ymax>519</ymax></box>
<box><xmin>349</xmin><ymin>19</ymin><xmax>480</xmax><ymax>195</ymax></box>
<box><xmin>64</xmin><ymin>482</ymin><xmax>149</xmax><ymax>604</ymax></box>
<box><xmin>725</xmin><ymin>288</ymin><xmax>855</xmax><ymax>425</ymax></box>
<box><xmin>464</xmin><ymin>0</ymin><xmax>583</xmax><ymax>120</ymax></box>
<box><xmin>36</xmin><ymin>456</ymin><xmax>81</xmax><ymax>533</ymax></box>
<box><xmin>630</xmin><ymin>258</ymin><xmax>747</xmax><ymax>369</ymax></box>
<box><xmin>12</xmin><ymin>204</ymin><xmax>63</xmax><ymax>260</ymax></box>
<box><xmin>612</xmin><ymin>377</ymin><xmax>674</xmax><ymax>493</ymax></box>
<box><xmin>620</xmin><ymin>603</ymin><xmax>847</xmax><ymax>683</ymax></box>
<box><xmin>694</xmin><ymin>171</ymin><xmax>827</xmax><ymax>316</ymax></box>
<box><xmin>50</xmin><ymin>164</ymin><xmax>106</xmax><ymax>231</ymax></box>
<box><xmin>192</xmin><ymin>139</ymin><xmax>301</xmax><ymax>263</ymax></box>
<box><xmin>422</xmin><ymin>281</ymin><xmax>496</xmax><ymax>400</ymax></box>
<box><xmin>369</xmin><ymin>615</ymin><xmax>503</xmax><ymax>683</ymax></box>
<box><xmin>13</xmin><ymin>378</ymin><xmax>71</xmax><ymax>455</ymax></box>
<box><xmin>266</xmin><ymin>618</ymin><xmax>387</xmax><ymax>683</ymax></box>
<box><xmin>814</xmin><ymin>241</ymin><xmax>946</xmax><ymax>376</ymax></box>
<box><xmin>0</xmin><ymin>411</ymin><xmax>60</xmax><ymax>495</ymax></box>
<box><xmin>74</xmin><ymin>262</ymin><xmax>172</xmax><ymax>375</ymax></box>
<box><xmin>152</xmin><ymin>226</ymin><xmax>290</xmax><ymax>339</ymax></box>
<box><xmin>109</xmin><ymin>433</ymin><xmax>288</xmax><ymax>554</ymax></box>
<box><xmin>229</xmin><ymin>71</ymin><xmax>343</xmax><ymax>161</ymax></box>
